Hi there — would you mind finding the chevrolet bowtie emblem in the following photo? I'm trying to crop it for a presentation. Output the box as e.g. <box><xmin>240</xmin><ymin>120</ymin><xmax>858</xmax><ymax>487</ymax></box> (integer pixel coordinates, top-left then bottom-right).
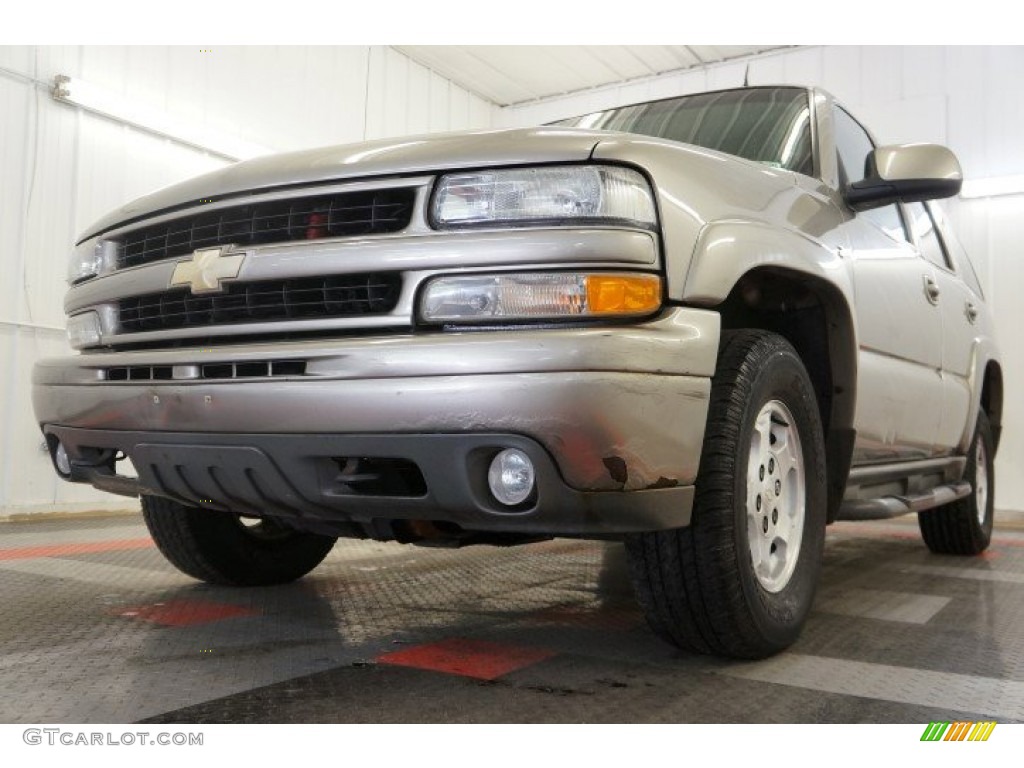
<box><xmin>170</xmin><ymin>246</ymin><xmax>246</xmax><ymax>294</ymax></box>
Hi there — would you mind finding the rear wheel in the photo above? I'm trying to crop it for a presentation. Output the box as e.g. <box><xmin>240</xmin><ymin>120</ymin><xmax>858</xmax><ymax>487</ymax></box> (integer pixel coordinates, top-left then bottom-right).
<box><xmin>918</xmin><ymin>412</ymin><xmax>994</xmax><ymax>555</ymax></box>
<box><xmin>625</xmin><ymin>330</ymin><xmax>827</xmax><ymax>659</ymax></box>
<box><xmin>141</xmin><ymin>495</ymin><xmax>336</xmax><ymax>586</ymax></box>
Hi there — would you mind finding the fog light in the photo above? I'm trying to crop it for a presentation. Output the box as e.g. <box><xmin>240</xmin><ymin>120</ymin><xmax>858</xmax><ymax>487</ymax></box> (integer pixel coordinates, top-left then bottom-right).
<box><xmin>487</xmin><ymin>448</ymin><xmax>536</xmax><ymax>506</ymax></box>
<box><xmin>54</xmin><ymin>441</ymin><xmax>72</xmax><ymax>476</ymax></box>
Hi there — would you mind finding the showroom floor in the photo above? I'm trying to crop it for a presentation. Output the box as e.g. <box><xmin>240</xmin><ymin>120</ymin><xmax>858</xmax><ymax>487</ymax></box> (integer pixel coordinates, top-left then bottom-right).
<box><xmin>1</xmin><ymin>511</ymin><xmax>1023</xmax><ymax>723</ymax></box>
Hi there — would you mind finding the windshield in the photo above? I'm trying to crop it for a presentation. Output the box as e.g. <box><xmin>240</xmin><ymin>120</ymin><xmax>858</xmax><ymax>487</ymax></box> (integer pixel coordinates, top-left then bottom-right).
<box><xmin>554</xmin><ymin>87</ymin><xmax>814</xmax><ymax>177</ymax></box>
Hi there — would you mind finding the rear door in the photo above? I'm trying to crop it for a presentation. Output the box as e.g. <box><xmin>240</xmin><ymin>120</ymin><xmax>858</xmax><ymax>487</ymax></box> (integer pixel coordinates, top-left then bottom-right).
<box><xmin>905</xmin><ymin>201</ymin><xmax>976</xmax><ymax>451</ymax></box>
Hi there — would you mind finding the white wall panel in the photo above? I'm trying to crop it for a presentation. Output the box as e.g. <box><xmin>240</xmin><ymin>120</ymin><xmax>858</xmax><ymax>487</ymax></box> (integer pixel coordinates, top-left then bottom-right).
<box><xmin>781</xmin><ymin>47</ymin><xmax>824</xmax><ymax>87</ymax></box>
<box><xmin>902</xmin><ymin>46</ymin><xmax>945</xmax><ymax>99</ymax></box>
<box><xmin>448</xmin><ymin>84</ymin><xmax>470</xmax><ymax>131</ymax></box>
<box><xmin>498</xmin><ymin>45</ymin><xmax>1024</xmax><ymax>513</ymax></box>
<box><xmin>945</xmin><ymin>46</ymin><xmax>987</xmax><ymax>94</ymax></box>
<box><xmin>0</xmin><ymin>77</ymin><xmax>30</xmax><ymax>318</ymax></box>
<box><xmin>0</xmin><ymin>45</ymin><xmax>494</xmax><ymax>517</ymax></box>
<box><xmin>21</xmin><ymin>88</ymin><xmax>79</xmax><ymax>329</ymax></box>
<box><xmin>986</xmin><ymin>90</ymin><xmax>1024</xmax><ymax>176</ymax></box>
<box><xmin>428</xmin><ymin>72</ymin><xmax>451</xmax><ymax>133</ymax></box>
<box><xmin>750</xmin><ymin>54</ymin><xmax>785</xmax><ymax>87</ymax></box>
<box><xmin>407</xmin><ymin>61</ymin><xmax>432</xmax><ymax>137</ymax></box>
<box><xmin>0</xmin><ymin>329</ymin><xmax>19</xmax><ymax>511</ymax></box>
<box><xmin>706</xmin><ymin>61</ymin><xmax>747</xmax><ymax>92</ymax></box>
<box><xmin>947</xmin><ymin>90</ymin><xmax>989</xmax><ymax>180</ymax></box>
<box><xmin>858</xmin><ymin>95</ymin><xmax>947</xmax><ymax>146</ymax></box>
<box><xmin>821</xmin><ymin>46</ymin><xmax>862</xmax><ymax>107</ymax></box>
<box><xmin>382</xmin><ymin>46</ymin><xmax>410</xmax><ymax>139</ymax></box>
<box><xmin>860</xmin><ymin>45</ymin><xmax>902</xmax><ymax>103</ymax></box>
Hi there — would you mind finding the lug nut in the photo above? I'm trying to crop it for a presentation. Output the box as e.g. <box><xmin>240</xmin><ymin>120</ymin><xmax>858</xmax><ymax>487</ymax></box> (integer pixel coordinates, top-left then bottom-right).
<box><xmin>772</xmin><ymin>508</ymin><xmax>778</xmax><ymax>524</ymax></box>
<box><xmin>769</xmin><ymin>457</ymin><xmax>775</xmax><ymax>473</ymax></box>
<box><xmin>762</xmin><ymin>516</ymin><xmax>769</xmax><ymax>533</ymax></box>
<box><xmin>756</xmin><ymin>494</ymin><xmax>762</xmax><ymax>510</ymax></box>
<box><xmin>759</xmin><ymin>465</ymin><xmax>765</xmax><ymax>480</ymax></box>
<box><xmin>775</xmin><ymin>479</ymin><xmax>781</xmax><ymax>495</ymax></box>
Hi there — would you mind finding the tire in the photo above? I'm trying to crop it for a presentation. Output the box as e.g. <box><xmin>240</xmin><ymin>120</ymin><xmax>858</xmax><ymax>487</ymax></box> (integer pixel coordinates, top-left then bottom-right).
<box><xmin>625</xmin><ymin>329</ymin><xmax>827</xmax><ymax>659</ymax></box>
<box><xmin>918</xmin><ymin>412</ymin><xmax>994</xmax><ymax>555</ymax></box>
<box><xmin>141</xmin><ymin>495</ymin><xmax>336</xmax><ymax>586</ymax></box>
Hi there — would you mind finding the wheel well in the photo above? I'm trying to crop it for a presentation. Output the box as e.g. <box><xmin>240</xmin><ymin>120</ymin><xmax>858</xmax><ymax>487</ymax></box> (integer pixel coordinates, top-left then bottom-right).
<box><xmin>715</xmin><ymin>267</ymin><xmax>857</xmax><ymax>523</ymax></box>
<box><xmin>981</xmin><ymin>361</ymin><xmax>1003</xmax><ymax>453</ymax></box>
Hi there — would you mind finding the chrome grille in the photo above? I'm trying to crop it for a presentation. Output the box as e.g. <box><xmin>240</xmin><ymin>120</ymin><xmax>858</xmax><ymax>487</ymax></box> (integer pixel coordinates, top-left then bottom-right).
<box><xmin>117</xmin><ymin>188</ymin><xmax>416</xmax><ymax>269</ymax></box>
<box><xmin>118</xmin><ymin>273</ymin><xmax>401</xmax><ymax>334</ymax></box>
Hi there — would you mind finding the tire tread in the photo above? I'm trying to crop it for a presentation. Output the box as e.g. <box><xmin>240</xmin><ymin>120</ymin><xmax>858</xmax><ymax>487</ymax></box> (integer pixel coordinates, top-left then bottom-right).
<box><xmin>918</xmin><ymin>413</ymin><xmax>993</xmax><ymax>556</ymax></box>
<box><xmin>626</xmin><ymin>329</ymin><xmax>826</xmax><ymax>658</ymax></box>
<box><xmin>141</xmin><ymin>496</ymin><xmax>335</xmax><ymax>586</ymax></box>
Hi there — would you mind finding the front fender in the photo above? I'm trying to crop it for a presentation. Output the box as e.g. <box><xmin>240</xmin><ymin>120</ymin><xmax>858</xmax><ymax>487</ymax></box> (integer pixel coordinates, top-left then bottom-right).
<box><xmin>592</xmin><ymin>136</ymin><xmax>842</xmax><ymax>301</ymax></box>
<box><xmin>682</xmin><ymin>219</ymin><xmax>854</xmax><ymax>308</ymax></box>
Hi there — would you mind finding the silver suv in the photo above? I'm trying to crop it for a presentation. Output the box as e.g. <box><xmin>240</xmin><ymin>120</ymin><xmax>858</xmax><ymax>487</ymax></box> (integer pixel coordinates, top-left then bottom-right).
<box><xmin>34</xmin><ymin>86</ymin><xmax>1002</xmax><ymax>658</ymax></box>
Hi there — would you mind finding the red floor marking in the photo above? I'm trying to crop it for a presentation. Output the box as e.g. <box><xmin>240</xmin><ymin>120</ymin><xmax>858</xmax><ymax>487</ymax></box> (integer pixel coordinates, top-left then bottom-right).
<box><xmin>116</xmin><ymin>599</ymin><xmax>259</xmax><ymax>627</ymax></box>
<box><xmin>377</xmin><ymin>638</ymin><xmax>556</xmax><ymax>681</ymax></box>
<box><xmin>0</xmin><ymin>538</ymin><xmax>154</xmax><ymax>561</ymax></box>
<box><xmin>980</xmin><ymin>550</ymin><xmax>1003</xmax><ymax>560</ymax></box>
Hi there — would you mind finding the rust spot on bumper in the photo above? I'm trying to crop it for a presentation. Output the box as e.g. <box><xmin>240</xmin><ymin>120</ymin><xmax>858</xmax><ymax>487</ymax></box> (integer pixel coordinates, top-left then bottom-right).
<box><xmin>602</xmin><ymin>456</ymin><xmax>629</xmax><ymax>485</ymax></box>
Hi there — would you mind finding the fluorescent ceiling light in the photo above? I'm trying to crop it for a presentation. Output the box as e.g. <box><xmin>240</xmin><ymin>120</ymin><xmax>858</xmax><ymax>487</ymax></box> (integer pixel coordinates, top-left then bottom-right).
<box><xmin>52</xmin><ymin>75</ymin><xmax>273</xmax><ymax>162</ymax></box>
<box><xmin>960</xmin><ymin>174</ymin><xmax>1024</xmax><ymax>199</ymax></box>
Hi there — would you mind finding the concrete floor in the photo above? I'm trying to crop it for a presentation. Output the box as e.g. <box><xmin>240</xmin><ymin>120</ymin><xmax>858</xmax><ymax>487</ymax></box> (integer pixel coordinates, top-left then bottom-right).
<box><xmin>1</xmin><ymin>510</ymin><xmax>1023</xmax><ymax>723</ymax></box>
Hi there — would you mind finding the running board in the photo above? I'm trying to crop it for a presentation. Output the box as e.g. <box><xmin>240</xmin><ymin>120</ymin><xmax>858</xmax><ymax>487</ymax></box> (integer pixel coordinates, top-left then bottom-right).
<box><xmin>838</xmin><ymin>481</ymin><xmax>972</xmax><ymax>520</ymax></box>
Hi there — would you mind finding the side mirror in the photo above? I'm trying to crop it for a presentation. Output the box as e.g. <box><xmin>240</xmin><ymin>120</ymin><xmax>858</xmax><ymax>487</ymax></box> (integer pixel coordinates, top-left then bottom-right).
<box><xmin>845</xmin><ymin>143</ymin><xmax>962</xmax><ymax>211</ymax></box>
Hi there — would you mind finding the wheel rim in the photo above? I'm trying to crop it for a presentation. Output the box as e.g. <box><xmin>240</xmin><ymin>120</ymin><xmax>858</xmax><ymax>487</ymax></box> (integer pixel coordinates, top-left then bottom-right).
<box><xmin>746</xmin><ymin>399</ymin><xmax>806</xmax><ymax>593</ymax></box>
<box><xmin>975</xmin><ymin>437</ymin><xmax>989</xmax><ymax>526</ymax></box>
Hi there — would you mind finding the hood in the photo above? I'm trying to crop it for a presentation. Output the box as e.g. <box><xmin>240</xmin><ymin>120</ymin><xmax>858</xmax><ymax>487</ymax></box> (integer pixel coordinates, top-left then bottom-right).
<box><xmin>80</xmin><ymin>127</ymin><xmax>608</xmax><ymax>242</ymax></box>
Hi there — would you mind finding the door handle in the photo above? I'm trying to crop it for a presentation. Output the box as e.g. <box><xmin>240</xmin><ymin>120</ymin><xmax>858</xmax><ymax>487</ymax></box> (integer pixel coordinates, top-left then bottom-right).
<box><xmin>923</xmin><ymin>274</ymin><xmax>941</xmax><ymax>304</ymax></box>
<box><xmin>965</xmin><ymin>301</ymin><xmax>979</xmax><ymax>324</ymax></box>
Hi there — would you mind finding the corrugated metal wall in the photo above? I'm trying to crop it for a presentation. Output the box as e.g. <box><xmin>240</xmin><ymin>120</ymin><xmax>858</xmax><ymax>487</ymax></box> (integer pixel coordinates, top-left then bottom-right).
<box><xmin>0</xmin><ymin>45</ymin><xmax>494</xmax><ymax>516</ymax></box>
<box><xmin>501</xmin><ymin>45</ymin><xmax>1024</xmax><ymax>512</ymax></box>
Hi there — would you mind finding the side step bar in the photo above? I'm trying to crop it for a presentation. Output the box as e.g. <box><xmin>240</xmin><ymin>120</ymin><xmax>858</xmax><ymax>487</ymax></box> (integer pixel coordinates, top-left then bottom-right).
<box><xmin>838</xmin><ymin>456</ymin><xmax>970</xmax><ymax>521</ymax></box>
<box><xmin>839</xmin><ymin>481</ymin><xmax>972</xmax><ymax>520</ymax></box>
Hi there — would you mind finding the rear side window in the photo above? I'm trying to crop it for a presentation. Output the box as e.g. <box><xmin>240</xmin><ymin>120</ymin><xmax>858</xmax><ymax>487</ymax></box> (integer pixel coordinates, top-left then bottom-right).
<box><xmin>931</xmin><ymin>204</ymin><xmax>985</xmax><ymax>297</ymax></box>
<box><xmin>905</xmin><ymin>202</ymin><xmax>953</xmax><ymax>271</ymax></box>
<box><xmin>959</xmin><ymin>250</ymin><xmax>985</xmax><ymax>298</ymax></box>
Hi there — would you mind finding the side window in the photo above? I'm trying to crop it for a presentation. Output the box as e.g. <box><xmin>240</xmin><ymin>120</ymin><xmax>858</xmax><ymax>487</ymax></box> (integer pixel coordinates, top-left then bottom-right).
<box><xmin>959</xmin><ymin>251</ymin><xmax>985</xmax><ymax>298</ymax></box>
<box><xmin>905</xmin><ymin>202</ymin><xmax>953</xmax><ymax>271</ymax></box>
<box><xmin>936</xmin><ymin>213</ymin><xmax>985</xmax><ymax>297</ymax></box>
<box><xmin>832</xmin><ymin>106</ymin><xmax>909</xmax><ymax>244</ymax></box>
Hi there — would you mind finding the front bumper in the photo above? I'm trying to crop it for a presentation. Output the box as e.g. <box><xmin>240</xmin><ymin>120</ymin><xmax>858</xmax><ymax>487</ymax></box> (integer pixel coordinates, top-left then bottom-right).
<box><xmin>33</xmin><ymin>308</ymin><xmax>719</xmax><ymax>537</ymax></box>
<box><xmin>43</xmin><ymin>428</ymin><xmax>695</xmax><ymax>537</ymax></box>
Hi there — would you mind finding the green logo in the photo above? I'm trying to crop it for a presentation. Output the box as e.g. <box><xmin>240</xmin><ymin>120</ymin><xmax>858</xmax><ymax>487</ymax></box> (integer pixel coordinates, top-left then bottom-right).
<box><xmin>921</xmin><ymin>721</ymin><xmax>996</xmax><ymax>741</ymax></box>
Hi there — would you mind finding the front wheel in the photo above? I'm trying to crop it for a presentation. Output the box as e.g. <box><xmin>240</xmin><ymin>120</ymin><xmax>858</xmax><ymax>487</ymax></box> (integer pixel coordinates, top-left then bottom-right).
<box><xmin>141</xmin><ymin>495</ymin><xmax>336</xmax><ymax>586</ymax></box>
<box><xmin>625</xmin><ymin>329</ymin><xmax>827</xmax><ymax>659</ymax></box>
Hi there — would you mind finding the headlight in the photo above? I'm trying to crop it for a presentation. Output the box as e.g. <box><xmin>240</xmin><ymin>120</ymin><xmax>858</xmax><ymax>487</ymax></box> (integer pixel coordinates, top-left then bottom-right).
<box><xmin>419</xmin><ymin>272</ymin><xmax>662</xmax><ymax>324</ymax></box>
<box><xmin>66</xmin><ymin>312</ymin><xmax>102</xmax><ymax>350</ymax></box>
<box><xmin>68</xmin><ymin>239</ymin><xmax>116</xmax><ymax>284</ymax></box>
<box><xmin>431</xmin><ymin>165</ymin><xmax>656</xmax><ymax>230</ymax></box>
